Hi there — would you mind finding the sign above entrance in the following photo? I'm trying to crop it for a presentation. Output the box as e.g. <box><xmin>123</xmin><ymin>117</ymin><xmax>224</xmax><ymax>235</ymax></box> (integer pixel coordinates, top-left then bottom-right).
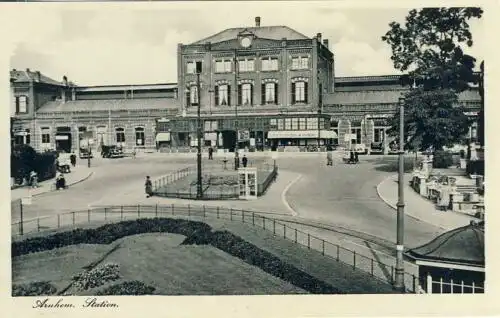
<box><xmin>55</xmin><ymin>135</ymin><xmax>69</xmax><ymax>140</ymax></box>
<box><xmin>267</xmin><ymin>130</ymin><xmax>337</xmax><ymax>139</ymax></box>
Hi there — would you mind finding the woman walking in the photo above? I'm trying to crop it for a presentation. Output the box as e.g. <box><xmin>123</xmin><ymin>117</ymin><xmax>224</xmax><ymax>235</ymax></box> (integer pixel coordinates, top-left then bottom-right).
<box><xmin>145</xmin><ymin>176</ymin><xmax>153</xmax><ymax>198</ymax></box>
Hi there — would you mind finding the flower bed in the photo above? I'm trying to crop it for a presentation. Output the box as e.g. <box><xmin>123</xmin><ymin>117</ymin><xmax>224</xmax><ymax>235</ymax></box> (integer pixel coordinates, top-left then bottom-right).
<box><xmin>96</xmin><ymin>280</ymin><xmax>156</xmax><ymax>295</ymax></box>
<box><xmin>72</xmin><ymin>263</ymin><xmax>120</xmax><ymax>291</ymax></box>
<box><xmin>12</xmin><ymin>281</ymin><xmax>57</xmax><ymax>296</ymax></box>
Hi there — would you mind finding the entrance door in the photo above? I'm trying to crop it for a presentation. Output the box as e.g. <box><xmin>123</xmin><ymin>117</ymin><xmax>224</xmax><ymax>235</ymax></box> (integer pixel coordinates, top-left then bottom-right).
<box><xmin>221</xmin><ymin>130</ymin><xmax>237</xmax><ymax>152</ymax></box>
<box><xmin>55</xmin><ymin>127</ymin><xmax>72</xmax><ymax>153</ymax></box>
<box><xmin>55</xmin><ymin>134</ymin><xmax>72</xmax><ymax>152</ymax></box>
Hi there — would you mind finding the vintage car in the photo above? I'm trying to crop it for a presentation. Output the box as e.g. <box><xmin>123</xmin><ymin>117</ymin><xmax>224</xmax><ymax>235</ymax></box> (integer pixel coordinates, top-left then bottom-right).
<box><xmin>101</xmin><ymin>145</ymin><xmax>124</xmax><ymax>158</ymax></box>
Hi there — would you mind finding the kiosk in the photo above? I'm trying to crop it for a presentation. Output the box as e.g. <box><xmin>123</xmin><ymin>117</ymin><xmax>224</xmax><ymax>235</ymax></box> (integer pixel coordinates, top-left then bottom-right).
<box><xmin>238</xmin><ymin>167</ymin><xmax>258</xmax><ymax>200</ymax></box>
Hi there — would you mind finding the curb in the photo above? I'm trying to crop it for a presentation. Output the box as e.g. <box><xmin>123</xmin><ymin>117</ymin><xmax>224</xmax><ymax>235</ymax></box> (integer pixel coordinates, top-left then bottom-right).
<box><xmin>32</xmin><ymin>171</ymin><xmax>94</xmax><ymax>198</ymax></box>
<box><xmin>280</xmin><ymin>173</ymin><xmax>303</xmax><ymax>217</ymax></box>
<box><xmin>375</xmin><ymin>174</ymin><xmax>448</xmax><ymax>231</ymax></box>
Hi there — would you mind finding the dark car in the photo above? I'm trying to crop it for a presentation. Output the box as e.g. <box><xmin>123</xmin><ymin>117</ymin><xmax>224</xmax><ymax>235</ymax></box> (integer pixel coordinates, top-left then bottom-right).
<box><xmin>101</xmin><ymin>145</ymin><xmax>124</xmax><ymax>158</ymax></box>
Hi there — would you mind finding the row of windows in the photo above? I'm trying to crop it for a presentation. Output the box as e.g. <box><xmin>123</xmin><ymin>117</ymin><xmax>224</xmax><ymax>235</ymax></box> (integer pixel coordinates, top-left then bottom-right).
<box><xmin>38</xmin><ymin>127</ymin><xmax>147</xmax><ymax>146</ymax></box>
<box><xmin>270</xmin><ymin>117</ymin><xmax>325</xmax><ymax>131</ymax></box>
<box><xmin>186</xmin><ymin>81</ymin><xmax>308</xmax><ymax>107</ymax></box>
<box><xmin>187</xmin><ymin>56</ymin><xmax>309</xmax><ymax>74</ymax></box>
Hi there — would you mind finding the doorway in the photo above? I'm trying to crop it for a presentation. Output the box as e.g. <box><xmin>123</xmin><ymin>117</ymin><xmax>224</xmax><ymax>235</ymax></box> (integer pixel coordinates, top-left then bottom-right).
<box><xmin>55</xmin><ymin>127</ymin><xmax>72</xmax><ymax>153</ymax></box>
<box><xmin>220</xmin><ymin>130</ymin><xmax>237</xmax><ymax>152</ymax></box>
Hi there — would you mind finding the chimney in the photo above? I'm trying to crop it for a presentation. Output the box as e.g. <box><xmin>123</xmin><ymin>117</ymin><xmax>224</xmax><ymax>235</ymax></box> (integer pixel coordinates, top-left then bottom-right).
<box><xmin>26</xmin><ymin>68</ymin><xmax>30</xmax><ymax>72</ymax></box>
<box><xmin>255</xmin><ymin>16</ymin><xmax>261</xmax><ymax>27</ymax></box>
<box><xmin>316</xmin><ymin>33</ymin><xmax>322</xmax><ymax>43</ymax></box>
<box><xmin>323</xmin><ymin>39</ymin><xmax>329</xmax><ymax>49</ymax></box>
<box><xmin>63</xmin><ymin>75</ymin><xmax>68</xmax><ymax>86</ymax></box>
<box><xmin>35</xmin><ymin>71</ymin><xmax>41</xmax><ymax>82</ymax></box>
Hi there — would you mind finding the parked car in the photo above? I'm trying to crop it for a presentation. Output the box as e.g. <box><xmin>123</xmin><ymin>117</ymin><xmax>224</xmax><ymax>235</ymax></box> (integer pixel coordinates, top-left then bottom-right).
<box><xmin>79</xmin><ymin>148</ymin><xmax>93</xmax><ymax>159</ymax></box>
<box><xmin>370</xmin><ymin>142</ymin><xmax>384</xmax><ymax>154</ymax></box>
<box><xmin>101</xmin><ymin>145</ymin><xmax>124</xmax><ymax>158</ymax></box>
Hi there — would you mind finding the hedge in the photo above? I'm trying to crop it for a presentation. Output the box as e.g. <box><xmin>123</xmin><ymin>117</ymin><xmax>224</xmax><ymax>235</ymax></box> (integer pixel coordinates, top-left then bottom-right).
<box><xmin>13</xmin><ymin>218</ymin><xmax>344</xmax><ymax>294</ymax></box>
<box><xmin>12</xmin><ymin>281</ymin><xmax>57</xmax><ymax>296</ymax></box>
<box><xmin>433</xmin><ymin>150</ymin><xmax>454</xmax><ymax>168</ymax></box>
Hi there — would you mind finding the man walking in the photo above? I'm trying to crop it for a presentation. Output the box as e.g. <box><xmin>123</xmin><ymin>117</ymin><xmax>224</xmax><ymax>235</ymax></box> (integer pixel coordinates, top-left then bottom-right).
<box><xmin>70</xmin><ymin>152</ymin><xmax>77</xmax><ymax>167</ymax></box>
<box><xmin>242</xmin><ymin>154</ymin><xmax>248</xmax><ymax>168</ymax></box>
<box><xmin>208</xmin><ymin>146</ymin><xmax>213</xmax><ymax>160</ymax></box>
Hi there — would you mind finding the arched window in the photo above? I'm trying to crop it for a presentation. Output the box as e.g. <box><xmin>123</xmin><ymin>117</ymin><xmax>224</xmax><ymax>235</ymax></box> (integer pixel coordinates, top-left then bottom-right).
<box><xmin>135</xmin><ymin>127</ymin><xmax>145</xmax><ymax>146</ymax></box>
<box><xmin>215</xmin><ymin>84</ymin><xmax>230</xmax><ymax>106</ymax></box>
<box><xmin>238</xmin><ymin>83</ymin><xmax>253</xmax><ymax>106</ymax></box>
<box><xmin>116</xmin><ymin>127</ymin><xmax>125</xmax><ymax>143</ymax></box>
<box><xmin>291</xmin><ymin>78</ymin><xmax>309</xmax><ymax>104</ymax></box>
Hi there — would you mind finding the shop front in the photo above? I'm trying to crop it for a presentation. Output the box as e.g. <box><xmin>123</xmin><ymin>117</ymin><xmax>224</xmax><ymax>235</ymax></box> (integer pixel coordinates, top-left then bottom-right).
<box><xmin>267</xmin><ymin>130</ymin><xmax>337</xmax><ymax>150</ymax></box>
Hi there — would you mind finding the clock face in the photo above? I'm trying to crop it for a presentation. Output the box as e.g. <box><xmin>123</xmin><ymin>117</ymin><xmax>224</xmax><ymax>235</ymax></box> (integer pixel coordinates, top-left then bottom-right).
<box><xmin>240</xmin><ymin>37</ymin><xmax>252</xmax><ymax>48</ymax></box>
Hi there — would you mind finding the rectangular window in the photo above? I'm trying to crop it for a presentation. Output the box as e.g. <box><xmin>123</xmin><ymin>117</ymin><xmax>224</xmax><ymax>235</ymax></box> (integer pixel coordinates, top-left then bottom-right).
<box><xmin>299</xmin><ymin>118</ymin><xmax>306</xmax><ymax>130</ymax></box>
<box><xmin>135</xmin><ymin>127</ymin><xmax>145</xmax><ymax>146</ymax></box>
<box><xmin>186</xmin><ymin>62</ymin><xmax>196</xmax><ymax>74</ymax></box>
<box><xmin>270</xmin><ymin>118</ymin><xmax>277</xmax><ymax>126</ymax></box>
<box><xmin>215</xmin><ymin>60</ymin><xmax>232</xmax><ymax>73</ymax></box>
<box><xmin>291</xmin><ymin>118</ymin><xmax>299</xmax><ymax>130</ymax></box>
<box><xmin>277</xmin><ymin>119</ymin><xmax>284</xmax><ymax>130</ymax></box>
<box><xmin>285</xmin><ymin>118</ymin><xmax>292</xmax><ymax>130</ymax></box>
<box><xmin>17</xmin><ymin>96</ymin><xmax>28</xmax><ymax>113</ymax></box>
<box><xmin>261</xmin><ymin>57</ymin><xmax>279</xmax><ymax>71</ymax></box>
<box><xmin>190</xmin><ymin>86</ymin><xmax>199</xmax><ymax>105</ymax></box>
<box><xmin>292</xmin><ymin>56</ymin><xmax>309</xmax><ymax>70</ymax></box>
<box><xmin>116</xmin><ymin>128</ymin><xmax>125</xmax><ymax>143</ymax></box>
<box><xmin>307</xmin><ymin>118</ymin><xmax>318</xmax><ymax>130</ymax></box>
<box><xmin>351</xmin><ymin>128</ymin><xmax>362</xmax><ymax>144</ymax></box>
<box><xmin>373</xmin><ymin>128</ymin><xmax>385</xmax><ymax>143</ymax></box>
<box><xmin>41</xmin><ymin>127</ymin><xmax>50</xmax><ymax>144</ymax></box>
<box><xmin>238</xmin><ymin>59</ymin><xmax>255</xmax><ymax>72</ymax></box>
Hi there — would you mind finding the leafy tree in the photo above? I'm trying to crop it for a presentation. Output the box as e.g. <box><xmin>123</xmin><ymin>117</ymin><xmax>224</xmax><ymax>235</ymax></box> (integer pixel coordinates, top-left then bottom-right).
<box><xmin>382</xmin><ymin>7</ymin><xmax>483</xmax><ymax>150</ymax></box>
<box><xmin>388</xmin><ymin>88</ymin><xmax>470</xmax><ymax>151</ymax></box>
<box><xmin>477</xmin><ymin>61</ymin><xmax>484</xmax><ymax>147</ymax></box>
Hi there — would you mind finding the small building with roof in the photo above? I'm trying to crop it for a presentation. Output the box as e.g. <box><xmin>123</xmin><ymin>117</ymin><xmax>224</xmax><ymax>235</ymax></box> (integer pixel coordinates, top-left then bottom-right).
<box><xmin>405</xmin><ymin>220</ymin><xmax>485</xmax><ymax>294</ymax></box>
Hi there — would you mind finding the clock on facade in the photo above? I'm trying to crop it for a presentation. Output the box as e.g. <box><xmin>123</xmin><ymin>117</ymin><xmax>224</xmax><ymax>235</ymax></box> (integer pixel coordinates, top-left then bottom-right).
<box><xmin>240</xmin><ymin>37</ymin><xmax>252</xmax><ymax>48</ymax></box>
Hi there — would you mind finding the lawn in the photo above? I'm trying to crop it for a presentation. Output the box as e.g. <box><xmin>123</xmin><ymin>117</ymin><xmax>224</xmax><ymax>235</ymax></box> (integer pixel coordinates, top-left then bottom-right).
<box><xmin>12</xmin><ymin>232</ymin><xmax>306</xmax><ymax>295</ymax></box>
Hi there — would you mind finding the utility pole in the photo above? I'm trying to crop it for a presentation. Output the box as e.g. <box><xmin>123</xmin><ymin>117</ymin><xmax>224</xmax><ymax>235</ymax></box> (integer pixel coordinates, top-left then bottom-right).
<box><xmin>234</xmin><ymin>49</ymin><xmax>239</xmax><ymax>170</ymax></box>
<box><xmin>394</xmin><ymin>96</ymin><xmax>406</xmax><ymax>292</ymax></box>
<box><xmin>196</xmin><ymin>62</ymin><xmax>203</xmax><ymax>199</ymax></box>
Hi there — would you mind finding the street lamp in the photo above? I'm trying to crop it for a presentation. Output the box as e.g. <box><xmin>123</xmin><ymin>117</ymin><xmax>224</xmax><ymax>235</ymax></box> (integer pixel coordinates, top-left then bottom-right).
<box><xmin>394</xmin><ymin>96</ymin><xmax>406</xmax><ymax>291</ymax></box>
<box><xmin>234</xmin><ymin>49</ymin><xmax>240</xmax><ymax>170</ymax></box>
<box><xmin>195</xmin><ymin>62</ymin><xmax>203</xmax><ymax>199</ymax></box>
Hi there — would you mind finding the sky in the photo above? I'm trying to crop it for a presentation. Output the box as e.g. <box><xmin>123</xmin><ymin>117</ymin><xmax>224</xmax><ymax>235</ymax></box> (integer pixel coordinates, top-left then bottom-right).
<box><xmin>5</xmin><ymin>2</ymin><xmax>486</xmax><ymax>86</ymax></box>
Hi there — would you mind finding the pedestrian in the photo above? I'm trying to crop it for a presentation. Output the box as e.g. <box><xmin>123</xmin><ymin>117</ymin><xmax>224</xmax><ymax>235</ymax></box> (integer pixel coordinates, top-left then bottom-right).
<box><xmin>70</xmin><ymin>152</ymin><xmax>76</xmax><ymax>167</ymax></box>
<box><xmin>145</xmin><ymin>176</ymin><xmax>153</xmax><ymax>198</ymax></box>
<box><xmin>29</xmin><ymin>170</ymin><xmax>37</xmax><ymax>188</ymax></box>
<box><xmin>242</xmin><ymin>154</ymin><xmax>248</xmax><ymax>168</ymax></box>
<box><xmin>326</xmin><ymin>147</ymin><xmax>333</xmax><ymax>166</ymax></box>
<box><xmin>234</xmin><ymin>152</ymin><xmax>240</xmax><ymax>170</ymax></box>
<box><xmin>208</xmin><ymin>146</ymin><xmax>213</xmax><ymax>160</ymax></box>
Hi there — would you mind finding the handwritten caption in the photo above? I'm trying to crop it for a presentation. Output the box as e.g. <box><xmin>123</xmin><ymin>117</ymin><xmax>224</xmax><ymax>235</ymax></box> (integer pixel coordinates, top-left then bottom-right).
<box><xmin>33</xmin><ymin>298</ymin><xmax>119</xmax><ymax>309</ymax></box>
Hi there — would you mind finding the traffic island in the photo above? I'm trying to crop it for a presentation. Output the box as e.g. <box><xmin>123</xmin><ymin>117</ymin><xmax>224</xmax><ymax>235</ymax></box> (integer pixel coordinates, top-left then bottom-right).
<box><xmin>152</xmin><ymin>160</ymin><xmax>278</xmax><ymax>200</ymax></box>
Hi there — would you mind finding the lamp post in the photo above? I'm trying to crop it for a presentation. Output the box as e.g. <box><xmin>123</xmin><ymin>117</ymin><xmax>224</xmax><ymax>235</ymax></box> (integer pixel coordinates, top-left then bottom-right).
<box><xmin>234</xmin><ymin>49</ymin><xmax>239</xmax><ymax>170</ymax></box>
<box><xmin>394</xmin><ymin>96</ymin><xmax>406</xmax><ymax>291</ymax></box>
<box><xmin>196</xmin><ymin>62</ymin><xmax>203</xmax><ymax>199</ymax></box>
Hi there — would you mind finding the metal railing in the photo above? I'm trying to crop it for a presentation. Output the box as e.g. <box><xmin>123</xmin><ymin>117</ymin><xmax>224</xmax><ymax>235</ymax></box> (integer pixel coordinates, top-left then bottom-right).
<box><xmin>426</xmin><ymin>277</ymin><xmax>484</xmax><ymax>294</ymax></box>
<box><xmin>151</xmin><ymin>160</ymin><xmax>277</xmax><ymax>200</ymax></box>
<box><xmin>12</xmin><ymin>204</ymin><xmax>421</xmax><ymax>293</ymax></box>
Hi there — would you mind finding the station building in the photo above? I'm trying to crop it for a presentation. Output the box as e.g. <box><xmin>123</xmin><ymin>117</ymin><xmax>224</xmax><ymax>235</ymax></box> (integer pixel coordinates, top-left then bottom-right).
<box><xmin>11</xmin><ymin>17</ymin><xmax>481</xmax><ymax>154</ymax></box>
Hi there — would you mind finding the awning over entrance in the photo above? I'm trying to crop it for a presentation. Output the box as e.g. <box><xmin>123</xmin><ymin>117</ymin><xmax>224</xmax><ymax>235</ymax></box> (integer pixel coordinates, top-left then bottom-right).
<box><xmin>267</xmin><ymin>130</ymin><xmax>337</xmax><ymax>139</ymax></box>
<box><xmin>155</xmin><ymin>132</ymin><xmax>171</xmax><ymax>142</ymax></box>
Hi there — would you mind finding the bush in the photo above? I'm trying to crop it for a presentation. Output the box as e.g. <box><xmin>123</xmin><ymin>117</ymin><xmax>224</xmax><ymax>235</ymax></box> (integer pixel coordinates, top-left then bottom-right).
<box><xmin>73</xmin><ymin>263</ymin><xmax>120</xmax><ymax>291</ymax></box>
<box><xmin>12</xmin><ymin>218</ymin><xmax>212</xmax><ymax>256</ymax></box>
<box><xmin>12</xmin><ymin>281</ymin><xmax>57</xmax><ymax>296</ymax></box>
<box><xmin>10</xmin><ymin>145</ymin><xmax>57</xmax><ymax>182</ymax></box>
<box><xmin>433</xmin><ymin>150</ymin><xmax>453</xmax><ymax>168</ymax></box>
<box><xmin>96</xmin><ymin>281</ymin><xmax>156</xmax><ymax>295</ymax></box>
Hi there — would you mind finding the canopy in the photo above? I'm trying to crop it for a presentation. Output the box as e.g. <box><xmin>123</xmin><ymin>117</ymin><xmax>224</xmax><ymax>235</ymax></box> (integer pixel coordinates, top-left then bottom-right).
<box><xmin>267</xmin><ymin>130</ymin><xmax>337</xmax><ymax>139</ymax></box>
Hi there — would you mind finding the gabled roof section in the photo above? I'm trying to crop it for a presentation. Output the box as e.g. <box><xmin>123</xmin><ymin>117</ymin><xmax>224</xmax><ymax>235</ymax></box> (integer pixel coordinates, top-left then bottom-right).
<box><xmin>190</xmin><ymin>26</ymin><xmax>310</xmax><ymax>45</ymax></box>
<box><xmin>10</xmin><ymin>69</ymin><xmax>63</xmax><ymax>86</ymax></box>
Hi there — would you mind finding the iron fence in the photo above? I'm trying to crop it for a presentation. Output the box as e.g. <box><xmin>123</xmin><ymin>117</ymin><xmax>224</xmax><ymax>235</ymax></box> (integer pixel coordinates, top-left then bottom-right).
<box><xmin>12</xmin><ymin>204</ymin><xmax>426</xmax><ymax>293</ymax></box>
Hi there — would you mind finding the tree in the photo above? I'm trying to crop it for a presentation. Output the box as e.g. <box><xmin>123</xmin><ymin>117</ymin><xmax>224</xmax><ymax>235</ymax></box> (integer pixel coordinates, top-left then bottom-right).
<box><xmin>388</xmin><ymin>88</ymin><xmax>470</xmax><ymax>151</ymax></box>
<box><xmin>477</xmin><ymin>61</ymin><xmax>484</xmax><ymax>148</ymax></box>
<box><xmin>382</xmin><ymin>7</ymin><xmax>483</xmax><ymax>150</ymax></box>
